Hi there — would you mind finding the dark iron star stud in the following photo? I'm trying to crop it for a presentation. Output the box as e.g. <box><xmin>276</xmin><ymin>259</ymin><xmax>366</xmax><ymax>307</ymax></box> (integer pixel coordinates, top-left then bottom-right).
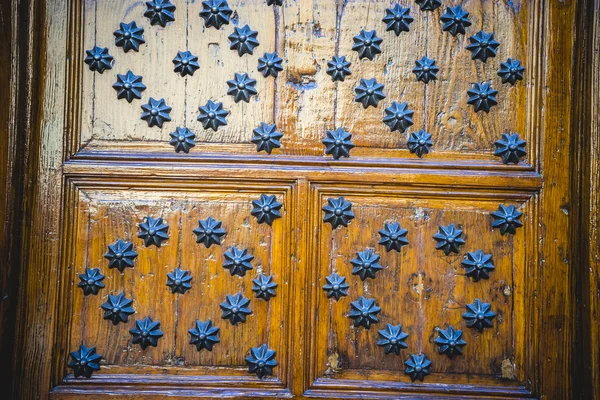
<box><xmin>416</xmin><ymin>0</ymin><xmax>441</xmax><ymax>11</ymax></box>
<box><xmin>84</xmin><ymin>46</ymin><xmax>113</xmax><ymax>73</ymax></box>
<box><xmin>252</xmin><ymin>122</ymin><xmax>283</xmax><ymax>154</ymax></box>
<box><xmin>434</xmin><ymin>326</ymin><xmax>467</xmax><ymax>358</ymax></box>
<box><xmin>173</xmin><ymin>51</ymin><xmax>200</xmax><ymax>77</ymax></box>
<box><xmin>491</xmin><ymin>204</ymin><xmax>523</xmax><ymax>235</ymax></box>
<box><xmin>169</xmin><ymin>127</ymin><xmax>196</xmax><ymax>153</ymax></box>
<box><xmin>193</xmin><ymin>217</ymin><xmax>226</xmax><ymax>248</ymax></box>
<box><xmin>383</xmin><ymin>101</ymin><xmax>414</xmax><ymax>132</ymax></box>
<box><xmin>322</xmin><ymin>273</ymin><xmax>349</xmax><ymax>300</ymax></box>
<box><xmin>220</xmin><ymin>293</ymin><xmax>252</xmax><ymax>325</ymax></box>
<box><xmin>104</xmin><ymin>239</ymin><xmax>137</xmax><ymax>272</ymax></box>
<box><xmin>251</xmin><ymin>194</ymin><xmax>283</xmax><ymax>225</ymax></box>
<box><xmin>440</xmin><ymin>6</ymin><xmax>471</xmax><ymax>36</ymax></box>
<box><xmin>229</xmin><ymin>25</ymin><xmax>260</xmax><ymax>56</ymax></box>
<box><xmin>352</xmin><ymin>30</ymin><xmax>383</xmax><ymax>61</ymax></box>
<box><xmin>494</xmin><ymin>132</ymin><xmax>526</xmax><ymax>164</ymax></box>
<box><xmin>141</xmin><ymin>98</ymin><xmax>172</xmax><ymax>128</ymax></box>
<box><xmin>198</xmin><ymin>100</ymin><xmax>229</xmax><ymax>131</ymax></box>
<box><xmin>101</xmin><ymin>291</ymin><xmax>134</xmax><ymax>325</ymax></box>
<box><xmin>246</xmin><ymin>344</ymin><xmax>278</xmax><ymax>378</ymax></box>
<box><xmin>144</xmin><ymin>0</ymin><xmax>176</xmax><ymax>27</ymax></box>
<box><xmin>258</xmin><ymin>52</ymin><xmax>283</xmax><ymax>78</ymax></box>
<box><xmin>349</xmin><ymin>296</ymin><xmax>381</xmax><ymax>329</ymax></box>
<box><xmin>405</xmin><ymin>353</ymin><xmax>432</xmax><ymax>381</ymax></box>
<box><xmin>498</xmin><ymin>58</ymin><xmax>525</xmax><ymax>85</ymax></box>
<box><xmin>377</xmin><ymin>323</ymin><xmax>409</xmax><ymax>355</ymax></box>
<box><xmin>413</xmin><ymin>57</ymin><xmax>439</xmax><ymax>84</ymax></box>
<box><xmin>223</xmin><ymin>246</ymin><xmax>254</xmax><ymax>277</ymax></box>
<box><xmin>138</xmin><ymin>216</ymin><xmax>169</xmax><ymax>247</ymax></box>
<box><xmin>467</xmin><ymin>82</ymin><xmax>498</xmax><ymax>113</ymax></box>
<box><xmin>166</xmin><ymin>267</ymin><xmax>193</xmax><ymax>294</ymax></box>
<box><xmin>463</xmin><ymin>299</ymin><xmax>496</xmax><ymax>332</ymax></box>
<box><xmin>378</xmin><ymin>222</ymin><xmax>408</xmax><ymax>252</ymax></box>
<box><xmin>78</xmin><ymin>268</ymin><xmax>105</xmax><ymax>296</ymax></box>
<box><xmin>433</xmin><ymin>224</ymin><xmax>465</xmax><ymax>255</ymax></box>
<box><xmin>382</xmin><ymin>4</ymin><xmax>413</xmax><ymax>36</ymax></box>
<box><xmin>461</xmin><ymin>250</ymin><xmax>494</xmax><ymax>282</ymax></box>
<box><xmin>351</xmin><ymin>249</ymin><xmax>383</xmax><ymax>281</ymax></box>
<box><xmin>252</xmin><ymin>274</ymin><xmax>278</xmax><ymax>301</ymax></box>
<box><xmin>68</xmin><ymin>345</ymin><xmax>102</xmax><ymax>378</ymax></box>
<box><xmin>199</xmin><ymin>0</ymin><xmax>232</xmax><ymax>29</ymax></box>
<box><xmin>326</xmin><ymin>56</ymin><xmax>352</xmax><ymax>82</ymax></box>
<box><xmin>114</xmin><ymin>21</ymin><xmax>145</xmax><ymax>52</ymax></box>
<box><xmin>130</xmin><ymin>317</ymin><xmax>164</xmax><ymax>349</ymax></box>
<box><xmin>466</xmin><ymin>31</ymin><xmax>500</xmax><ymax>62</ymax></box>
<box><xmin>227</xmin><ymin>73</ymin><xmax>258</xmax><ymax>103</ymax></box>
<box><xmin>189</xmin><ymin>320</ymin><xmax>220</xmax><ymax>351</ymax></box>
<box><xmin>323</xmin><ymin>197</ymin><xmax>354</xmax><ymax>228</ymax></box>
<box><xmin>407</xmin><ymin>130</ymin><xmax>433</xmax><ymax>158</ymax></box>
<box><xmin>323</xmin><ymin>127</ymin><xmax>354</xmax><ymax>159</ymax></box>
<box><xmin>354</xmin><ymin>78</ymin><xmax>386</xmax><ymax>108</ymax></box>
<box><xmin>113</xmin><ymin>71</ymin><xmax>146</xmax><ymax>103</ymax></box>
<box><xmin>266</xmin><ymin>0</ymin><xmax>283</xmax><ymax>5</ymax></box>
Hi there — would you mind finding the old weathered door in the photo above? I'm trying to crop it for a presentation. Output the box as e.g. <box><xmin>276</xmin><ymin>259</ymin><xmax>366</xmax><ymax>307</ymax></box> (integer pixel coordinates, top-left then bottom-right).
<box><xmin>13</xmin><ymin>0</ymin><xmax>576</xmax><ymax>398</ymax></box>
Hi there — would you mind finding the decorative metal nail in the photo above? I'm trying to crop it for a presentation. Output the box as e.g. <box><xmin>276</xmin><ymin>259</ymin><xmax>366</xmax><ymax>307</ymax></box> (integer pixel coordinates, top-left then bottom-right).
<box><xmin>113</xmin><ymin>71</ymin><xmax>146</xmax><ymax>103</ymax></box>
<box><xmin>467</xmin><ymin>82</ymin><xmax>498</xmax><ymax>113</ymax></box>
<box><xmin>326</xmin><ymin>56</ymin><xmax>352</xmax><ymax>82</ymax></box>
<box><xmin>229</xmin><ymin>25</ymin><xmax>259</xmax><ymax>56</ymax></box>
<box><xmin>104</xmin><ymin>239</ymin><xmax>137</xmax><ymax>272</ymax></box>
<box><xmin>198</xmin><ymin>100</ymin><xmax>229</xmax><ymax>131</ymax></box>
<box><xmin>378</xmin><ymin>222</ymin><xmax>408</xmax><ymax>252</ymax></box>
<box><xmin>193</xmin><ymin>217</ymin><xmax>226</xmax><ymax>248</ymax></box>
<box><xmin>462</xmin><ymin>299</ymin><xmax>496</xmax><ymax>332</ymax></box>
<box><xmin>413</xmin><ymin>57</ymin><xmax>439</xmax><ymax>84</ymax></box>
<box><xmin>354</xmin><ymin>78</ymin><xmax>386</xmax><ymax>108</ymax></box>
<box><xmin>101</xmin><ymin>291</ymin><xmax>134</xmax><ymax>325</ymax></box>
<box><xmin>200</xmin><ymin>0</ymin><xmax>232</xmax><ymax>29</ymax></box>
<box><xmin>352</xmin><ymin>30</ymin><xmax>383</xmax><ymax>61</ymax></box>
<box><xmin>405</xmin><ymin>353</ymin><xmax>432</xmax><ymax>381</ymax></box>
<box><xmin>84</xmin><ymin>46</ymin><xmax>113</xmax><ymax>73</ymax></box>
<box><xmin>416</xmin><ymin>0</ymin><xmax>441</xmax><ymax>11</ymax></box>
<box><xmin>351</xmin><ymin>249</ymin><xmax>383</xmax><ymax>281</ymax></box>
<box><xmin>377</xmin><ymin>323</ymin><xmax>409</xmax><ymax>355</ymax></box>
<box><xmin>323</xmin><ymin>127</ymin><xmax>354</xmax><ymax>159</ymax></box>
<box><xmin>166</xmin><ymin>267</ymin><xmax>193</xmax><ymax>294</ymax></box>
<box><xmin>434</xmin><ymin>326</ymin><xmax>466</xmax><ymax>358</ymax></box>
<box><xmin>494</xmin><ymin>133</ymin><xmax>526</xmax><ymax>164</ymax></box>
<box><xmin>348</xmin><ymin>296</ymin><xmax>381</xmax><ymax>329</ymax></box>
<box><xmin>407</xmin><ymin>130</ymin><xmax>433</xmax><ymax>158</ymax></box>
<box><xmin>226</xmin><ymin>73</ymin><xmax>258</xmax><ymax>103</ymax></box>
<box><xmin>169</xmin><ymin>127</ymin><xmax>196</xmax><ymax>153</ymax></box>
<box><xmin>433</xmin><ymin>224</ymin><xmax>465</xmax><ymax>255</ymax></box>
<box><xmin>322</xmin><ymin>273</ymin><xmax>349</xmax><ymax>300</ymax></box>
<box><xmin>189</xmin><ymin>319</ymin><xmax>220</xmax><ymax>351</ymax></box>
<box><xmin>138</xmin><ymin>216</ymin><xmax>169</xmax><ymax>247</ymax></box>
<box><xmin>246</xmin><ymin>344</ymin><xmax>278</xmax><ymax>378</ymax></box>
<box><xmin>68</xmin><ymin>345</ymin><xmax>102</xmax><ymax>378</ymax></box>
<box><xmin>258</xmin><ymin>52</ymin><xmax>283</xmax><ymax>78</ymax></box>
<box><xmin>252</xmin><ymin>274</ymin><xmax>278</xmax><ymax>301</ymax></box>
<box><xmin>223</xmin><ymin>246</ymin><xmax>254</xmax><ymax>277</ymax></box>
<box><xmin>252</xmin><ymin>122</ymin><xmax>283</xmax><ymax>154</ymax></box>
<box><xmin>251</xmin><ymin>194</ymin><xmax>283</xmax><ymax>225</ymax></box>
<box><xmin>491</xmin><ymin>204</ymin><xmax>523</xmax><ymax>235</ymax></box>
<box><xmin>114</xmin><ymin>22</ymin><xmax>145</xmax><ymax>52</ymax></box>
<box><xmin>323</xmin><ymin>197</ymin><xmax>354</xmax><ymax>228</ymax></box>
<box><xmin>266</xmin><ymin>0</ymin><xmax>283</xmax><ymax>5</ymax></box>
<box><xmin>144</xmin><ymin>0</ymin><xmax>176</xmax><ymax>27</ymax></box>
<box><xmin>383</xmin><ymin>5</ymin><xmax>413</xmax><ymax>35</ymax></box>
<box><xmin>383</xmin><ymin>101</ymin><xmax>414</xmax><ymax>132</ymax></box>
<box><xmin>173</xmin><ymin>51</ymin><xmax>200</xmax><ymax>77</ymax></box>
<box><xmin>440</xmin><ymin>6</ymin><xmax>471</xmax><ymax>36</ymax></box>
<box><xmin>466</xmin><ymin>31</ymin><xmax>500</xmax><ymax>62</ymax></box>
<box><xmin>130</xmin><ymin>317</ymin><xmax>164</xmax><ymax>349</ymax></box>
<box><xmin>78</xmin><ymin>268</ymin><xmax>105</xmax><ymax>296</ymax></box>
<box><xmin>498</xmin><ymin>58</ymin><xmax>525</xmax><ymax>85</ymax></box>
<box><xmin>461</xmin><ymin>250</ymin><xmax>494</xmax><ymax>282</ymax></box>
<box><xmin>141</xmin><ymin>98</ymin><xmax>172</xmax><ymax>128</ymax></box>
<box><xmin>220</xmin><ymin>293</ymin><xmax>252</xmax><ymax>325</ymax></box>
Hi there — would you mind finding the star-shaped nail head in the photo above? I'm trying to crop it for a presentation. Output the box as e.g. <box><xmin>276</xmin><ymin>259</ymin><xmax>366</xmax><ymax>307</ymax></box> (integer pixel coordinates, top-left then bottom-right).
<box><xmin>462</xmin><ymin>299</ymin><xmax>496</xmax><ymax>332</ymax></box>
<box><xmin>251</xmin><ymin>194</ymin><xmax>283</xmax><ymax>225</ymax></box>
<box><xmin>323</xmin><ymin>127</ymin><xmax>354</xmax><ymax>160</ymax></box>
<box><xmin>199</xmin><ymin>0</ymin><xmax>233</xmax><ymax>29</ymax></box>
<box><xmin>101</xmin><ymin>291</ymin><xmax>134</xmax><ymax>325</ymax></box>
<box><xmin>258</xmin><ymin>52</ymin><xmax>283</xmax><ymax>78</ymax></box>
<box><xmin>467</xmin><ymin>81</ymin><xmax>498</xmax><ymax>113</ymax></box>
<box><xmin>382</xmin><ymin>5</ymin><xmax>413</xmax><ymax>36</ymax></box>
<box><xmin>433</xmin><ymin>223</ymin><xmax>465</xmax><ymax>255</ymax></box>
<box><xmin>322</xmin><ymin>273</ymin><xmax>350</xmax><ymax>300</ymax></box>
<box><xmin>166</xmin><ymin>267</ymin><xmax>193</xmax><ymax>294</ymax></box>
<box><xmin>130</xmin><ymin>316</ymin><xmax>164</xmax><ymax>349</ymax></box>
<box><xmin>223</xmin><ymin>246</ymin><xmax>254</xmax><ymax>277</ymax></box>
<box><xmin>114</xmin><ymin>21</ymin><xmax>145</xmax><ymax>52</ymax></box>
<box><xmin>326</xmin><ymin>56</ymin><xmax>352</xmax><ymax>82</ymax></box>
<box><xmin>189</xmin><ymin>319</ymin><xmax>220</xmax><ymax>351</ymax></box>
<box><xmin>348</xmin><ymin>296</ymin><xmax>381</xmax><ymax>329</ymax></box>
<box><xmin>404</xmin><ymin>353</ymin><xmax>432</xmax><ymax>381</ymax></box>
<box><xmin>377</xmin><ymin>323</ymin><xmax>409</xmax><ymax>355</ymax></box>
<box><xmin>246</xmin><ymin>344</ymin><xmax>278</xmax><ymax>378</ymax></box>
<box><xmin>169</xmin><ymin>127</ymin><xmax>196</xmax><ymax>153</ymax></box>
<box><xmin>461</xmin><ymin>250</ymin><xmax>494</xmax><ymax>281</ymax></box>
<box><xmin>434</xmin><ymin>326</ymin><xmax>467</xmax><ymax>358</ymax></box>
<box><xmin>351</xmin><ymin>249</ymin><xmax>383</xmax><ymax>281</ymax></box>
<box><xmin>322</xmin><ymin>196</ymin><xmax>354</xmax><ymax>228</ymax></box>
<box><xmin>352</xmin><ymin>30</ymin><xmax>383</xmax><ymax>61</ymax></box>
<box><xmin>378</xmin><ymin>222</ymin><xmax>409</xmax><ymax>252</ymax></box>
<box><xmin>220</xmin><ymin>293</ymin><xmax>252</xmax><ymax>325</ymax></box>
<box><xmin>198</xmin><ymin>100</ymin><xmax>229</xmax><ymax>131</ymax></box>
<box><xmin>138</xmin><ymin>216</ymin><xmax>169</xmax><ymax>247</ymax></box>
<box><xmin>229</xmin><ymin>24</ymin><xmax>260</xmax><ymax>56</ymax></box>
<box><xmin>498</xmin><ymin>58</ymin><xmax>525</xmax><ymax>85</ymax></box>
<box><xmin>494</xmin><ymin>132</ymin><xmax>526</xmax><ymax>164</ymax></box>
<box><xmin>440</xmin><ymin>6</ymin><xmax>471</xmax><ymax>36</ymax></box>
<box><xmin>141</xmin><ymin>98</ymin><xmax>172</xmax><ymax>128</ymax></box>
<box><xmin>144</xmin><ymin>0</ymin><xmax>176</xmax><ymax>27</ymax></box>
<box><xmin>413</xmin><ymin>57</ymin><xmax>439</xmax><ymax>84</ymax></box>
<box><xmin>78</xmin><ymin>268</ymin><xmax>105</xmax><ymax>296</ymax></box>
<box><xmin>491</xmin><ymin>204</ymin><xmax>523</xmax><ymax>235</ymax></box>
<box><xmin>104</xmin><ymin>239</ymin><xmax>137</xmax><ymax>272</ymax></box>
<box><xmin>252</xmin><ymin>274</ymin><xmax>278</xmax><ymax>301</ymax></box>
<box><xmin>193</xmin><ymin>216</ymin><xmax>226</xmax><ymax>248</ymax></box>
<box><xmin>407</xmin><ymin>130</ymin><xmax>433</xmax><ymax>158</ymax></box>
<box><xmin>252</xmin><ymin>122</ymin><xmax>283</xmax><ymax>154</ymax></box>
<box><xmin>416</xmin><ymin>0</ymin><xmax>441</xmax><ymax>11</ymax></box>
<box><xmin>113</xmin><ymin>71</ymin><xmax>146</xmax><ymax>103</ymax></box>
<box><xmin>226</xmin><ymin>73</ymin><xmax>258</xmax><ymax>103</ymax></box>
<box><xmin>173</xmin><ymin>51</ymin><xmax>200</xmax><ymax>77</ymax></box>
<box><xmin>354</xmin><ymin>78</ymin><xmax>386</xmax><ymax>108</ymax></box>
<box><xmin>84</xmin><ymin>46</ymin><xmax>113</xmax><ymax>73</ymax></box>
<box><xmin>68</xmin><ymin>345</ymin><xmax>102</xmax><ymax>378</ymax></box>
<box><xmin>383</xmin><ymin>101</ymin><xmax>414</xmax><ymax>132</ymax></box>
<box><xmin>466</xmin><ymin>31</ymin><xmax>500</xmax><ymax>62</ymax></box>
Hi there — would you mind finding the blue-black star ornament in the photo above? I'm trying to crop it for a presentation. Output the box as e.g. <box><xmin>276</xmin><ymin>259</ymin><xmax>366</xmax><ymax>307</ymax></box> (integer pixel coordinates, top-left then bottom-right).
<box><xmin>326</xmin><ymin>58</ymin><xmax>351</xmax><ymax>86</ymax></box>
<box><xmin>166</xmin><ymin>267</ymin><xmax>193</xmax><ymax>294</ymax></box>
<box><xmin>68</xmin><ymin>345</ymin><xmax>102</xmax><ymax>378</ymax></box>
<box><xmin>467</xmin><ymin>81</ymin><xmax>498</xmax><ymax>113</ymax></box>
<box><xmin>378</xmin><ymin>222</ymin><xmax>408</xmax><ymax>252</ymax></box>
<box><xmin>229</xmin><ymin>25</ymin><xmax>260</xmax><ymax>56</ymax></box>
<box><xmin>433</xmin><ymin>224</ymin><xmax>465</xmax><ymax>255</ymax></box>
<box><xmin>266</xmin><ymin>0</ymin><xmax>283</xmax><ymax>5</ymax></box>
<box><xmin>434</xmin><ymin>326</ymin><xmax>467</xmax><ymax>358</ymax></box>
<box><xmin>491</xmin><ymin>204</ymin><xmax>523</xmax><ymax>235</ymax></box>
<box><xmin>246</xmin><ymin>344</ymin><xmax>278</xmax><ymax>378</ymax></box>
<box><xmin>440</xmin><ymin>6</ymin><xmax>471</xmax><ymax>37</ymax></box>
<box><xmin>383</xmin><ymin>101</ymin><xmax>414</xmax><ymax>133</ymax></box>
<box><xmin>323</xmin><ymin>197</ymin><xmax>354</xmax><ymax>228</ymax></box>
<box><xmin>494</xmin><ymin>132</ymin><xmax>526</xmax><ymax>164</ymax></box>
<box><xmin>252</xmin><ymin>274</ymin><xmax>278</xmax><ymax>301</ymax></box>
<box><xmin>144</xmin><ymin>0</ymin><xmax>176</xmax><ymax>27</ymax></box>
<box><xmin>251</xmin><ymin>194</ymin><xmax>283</xmax><ymax>225</ymax></box>
<box><xmin>189</xmin><ymin>320</ymin><xmax>220</xmax><ymax>351</ymax></box>
<box><xmin>220</xmin><ymin>293</ymin><xmax>252</xmax><ymax>325</ymax></box>
<box><xmin>413</xmin><ymin>57</ymin><xmax>439</xmax><ymax>84</ymax></box>
<box><xmin>498</xmin><ymin>58</ymin><xmax>525</xmax><ymax>85</ymax></box>
<box><xmin>252</xmin><ymin>122</ymin><xmax>283</xmax><ymax>154</ymax></box>
<box><xmin>78</xmin><ymin>268</ymin><xmax>105</xmax><ymax>296</ymax></box>
<box><xmin>226</xmin><ymin>73</ymin><xmax>258</xmax><ymax>103</ymax></box>
<box><xmin>322</xmin><ymin>273</ymin><xmax>350</xmax><ymax>300</ymax></box>
<box><xmin>169</xmin><ymin>127</ymin><xmax>196</xmax><ymax>153</ymax></box>
<box><xmin>463</xmin><ymin>299</ymin><xmax>496</xmax><ymax>332</ymax></box>
<box><xmin>323</xmin><ymin>127</ymin><xmax>354</xmax><ymax>160</ymax></box>
<box><xmin>130</xmin><ymin>317</ymin><xmax>164</xmax><ymax>349</ymax></box>
<box><xmin>198</xmin><ymin>100</ymin><xmax>229</xmax><ymax>131</ymax></box>
<box><xmin>141</xmin><ymin>98</ymin><xmax>172</xmax><ymax>128</ymax></box>
<box><xmin>113</xmin><ymin>71</ymin><xmax>146</xmax><ymax>103</ymax></box>
<box><xmin>352</xmin><ymin>30</ymin><xmax>383</xmax><ymax>61</ymax></box>
<box><xmin>258</xmin><ymin>52</ymin><xmax>283</xmax><ymax>78</ymax></box>
<box><xmin>138</xmin><ymin>216</ymin><xmax>169</xmax><ymax>247</ymax></box>
<box><xmin>199</xmin><ymin>0</ymin><xmax>232</xmax><ymax>29</ymax></box>
<box><xmin>101</xmin><ymin>291</ymin><xmax>134</xmax><ymax>325</ymax></box>
<box><xmin>377</xmin><ymin>323</ymin><xmax>409</xmax><ymax>355</ymax></box>
<box><xmin>354</xmin><ymin>78</ymin><xmax>386</xmax><ymax>108</ymax></box>
<box><xmin>84</xmin><ymin>46</ymin><xmax>113</xmax><ymax>73</ymax></box>
<box><xmin>416</xmin><ymin>0</ymin><xmax>441</xmax><ymax>11</ymax></box>
<box><xmin>349</xmin><ymin>296</ymin><xmax>381</xmax><ymax>329</ymax></box>
<box><xmin>404</xmin><ymin>353</ymin><xmax>432</xmax><ymax>381</ymax></box>
<box><xmin>351</xmin><ymin>249</ymin><xmax>383</xmax><ymax>281</ymax></box>
<box><xmin>193</xmin><ymin>216</ymin><xmax>226</xmax><ymax>248</ymax></box>
<box><xmin>382</xmin><ymin>5</ymin><xmax>413</xmax><ymax>36</ymax></box>
<box><xmin>104</xmin><ymin>239</ymin><xmax>137</xmax><ymax>272</ymax></box>
<box><xmin>173</xmin><ymin>51</ymin><xmax>200</xmax><ymax>77</ymax></box>
<box><xmin>461</xmin><ymin>250</ymin><xmax>494</xmax><ymax>282</ymax></box>
<box><xmin>114</xmin><ymin>21</ymin><xmax>145</xmax><ymax>52</ymax></box>
<box><xmin>466</xmin><ymin>31</ymin><xmax>500</xmax><ymax>62</ymax></box>
<box><xmin>223</xmin><ymin>246</ymin><xmax>254</xmax><ymax>277</ymax></box>
<box><xmin>407</xmin><ymin>130</ymin><xmax>433</xmax><ymax>158</ymax></box>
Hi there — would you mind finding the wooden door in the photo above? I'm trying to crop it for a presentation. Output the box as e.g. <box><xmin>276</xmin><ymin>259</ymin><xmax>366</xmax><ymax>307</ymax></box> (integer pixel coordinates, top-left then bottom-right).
<box><xmin>12</xmin><ymin>0</ymin><xmax>577</xmax><ymax>398</ymax></box>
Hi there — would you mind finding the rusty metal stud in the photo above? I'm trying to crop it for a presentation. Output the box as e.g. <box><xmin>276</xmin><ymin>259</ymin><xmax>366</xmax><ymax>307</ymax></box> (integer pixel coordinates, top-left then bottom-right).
<box><xmin>104</xmin><ymin>239</ymin><xmax>137</xmax><ymax>272</ymax></box>
<box><xmin>440</xmin><ymin>6</ymin><xmax>471</xmax><ymax>36</ymax></box>
<box><xmin>144</xmin><ymin>0</ymin><xmax>176</xmax><ymax>27</ymax></box>
<box><xmin>252</xmin><ymin>274</ymin><xmax>278</xmax><ymax>301</ymax></box>
<box><xmin>114</xmin><ymin>21</ymin><xmax>145</xmax><ymax>52</ymax></box>
<box><xmin>198</xmin><ymin>100</ymin><xmax>229</xmax><ymax>131</ymax></box>
<box><xmin>348</xmin><ymin>296</ymin><xmax>381</xmax><ymax>329</ymax></box>
<box><xmin>461</xmin><ymin>250</ymin><xmax>494</xmax><ymax>282</ymax></box>
<box><xmin>354</xmin><ymin>78</ymin><xmax>386</xmax><ymax>108</ymax></box>
<box><xmin>413</xmin><ymin>57</ymin><xmax>439</xmax><ymax>84</ymax></box>
<box><xmin>252</xmin><ymin>122</ymin><xmax>283</xmax><ymax>154</ymax></box>
<box><xmin>323</xmin><ymin>127</ymin><xmax>354</xmax><ymax>159</ymax></box>
<box><xmin>322</xmin><ymin>273</ymin><xmax>350</xmax><ymax>300</ymax></box>
<box><xmin>220</xmin><ymin>293</ymin><xmax>252</xmax><ymax>325</ymax></box>
<box><xmin>166</xmin><ymin>267</ymin><xmax>193</xmax><ymax>294</ymax></box>
<box><xmin>246</xmin><ymin>344</ymin><xmax>278</xmax><ymax>378</ymax></box>
<box><xmin>130</xmin><ymin>317</ymin><xmax>164</xmax><ymax>349</ymax></box>
<box><xmin>433</xmin><ymin>224</ymin><xmax>465</xmax><ymax>255</ymax></box>
<box><xmin>382</xmin><ymin>5</ymin><xmax>413</xmax><ymax>36</ymax></box>
<box><xmin>101</xmin><ymin>291</ymin><xmax>134</xmax><ymax>325</ymax></box>
<box><xmin>140</xmin><ymin>98</ymin><xmax>172</xmax><ymax>128</ymax></box>
<box><xmin>228</xmin><ymin>25</ymin><xmax>259</xmax><ymax>56</ymax></box>
<box><xmin>352</xmin><ymin>30</ymin><xmax>383</xmax><ymax>60</ymax></box>
<box><xmin>223</xmin><ymin>246</ymin><xmax>254</xmax><ymax>277</ymax></box>
<box><xmin>84</xmin><ymin>46</ymin><xmax>113</xmax><ymax>73</ymax></box>
<box><xmin>377</xmin><ymin>324</ymin><xmax>409</xmax><ymax>355</ymax></box>
<box><xmin>462</xmin><ymin>299</ymin><xmax>496</xmax><ymax>332</ymax></box>
<box><xmin>193</xmin><ymin>216</ymin><xmax>226</xmax><ymax>248</ymax></box>
<box><xmin>199</xmin><ymin>0</ymin><xmax>232</xmax><ymax>29</ymax></box>
<box><xmin>68</xmin><ymin>345</ymin><xmax>102</xmax><ymax>378</ymax></box>
<box><xmin>258</xmin><ymin>52</ymin><xmax>283</xmax><ymax>78</ymax></box>
<box><xmin>173</xmin><ymin>51</ymin><xmax>200</xmax><ymax>77</ymax></box>
<box><xmin>113</xmin><ymin>71</ymin><xmax>146</xmax><ymax>103</ymax></box>
<box><xmin>407</xmin><ymin>130</ymin><xmax>433</xmax><ymax>158</ymax></box>
<box><xmin>378</xmin><ymin>222</ymin><xmax>409</xmax><ymax>252</ymax></box>
<box><xmin>326</xmin><ymin>56</ymin><xmax>352</xmax><ymax>82</ymax></box>
<box><xmin>226</xmin><ymin>73</ymin><xmax>258</xmax><ymax>103</ymax></box>
<box><xmin>466</xmin><ymin>31</ymin><xmax>500</xmax><ymax>62</ymax></box>
<box><xmin>169</xmin><ymin>127</ymin><xmax>196</xmax><ymax>153</ymax></box>
<box><xmin>498</xmin><ymin>58</ymin><xmax>525</xmax><ymax>85</ymax></box>
<box><xmin>323</xmin><ymin>197</ymin><xmax>354</xmax><ymax>228</ymax></box>
<box><xmin>467</xmin><ymin>82</ymin><xmax>498</xmax><ymax>113</ymax></box>
<box><xmin>405</xmin><ymin>353</ymin><xmax>432</xmax><ymax>381</ymax></box>
<box><xmin>491</xmin><ymin>204</ymin><xmax>523</xmax><ymax>235</ymax></box>
<box><xmin>383</xmin><ymin>101</ymin><xmax>414</xmax><ymax>132</ymax></box>
<box><xmin>138</xmin><ymin>216</ymin><xmax>169</xmax><ymax>247</ymax></box>
<box><xmin>351</xmin><ymin>249</ymin><xmax>383</xmax><ymax>281</ymax></box>
<box><xmin>189</xmin><ymin>320</ymin><xmax>220</xmax><ymax>351</ymax></box>
<box><xmin>78</xmin><ymin>268</ymin><xmax>105</xmax><ymax>296</ymax></box>
<box><xmin>434</xmin><ymin>326</ymin><xmax>467</xmax><ymax>358</ymax></box>
<box><xmin>251</xmin><ymin>194</ymin><xmax>283</xmax><ymax>225</ymax></box>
